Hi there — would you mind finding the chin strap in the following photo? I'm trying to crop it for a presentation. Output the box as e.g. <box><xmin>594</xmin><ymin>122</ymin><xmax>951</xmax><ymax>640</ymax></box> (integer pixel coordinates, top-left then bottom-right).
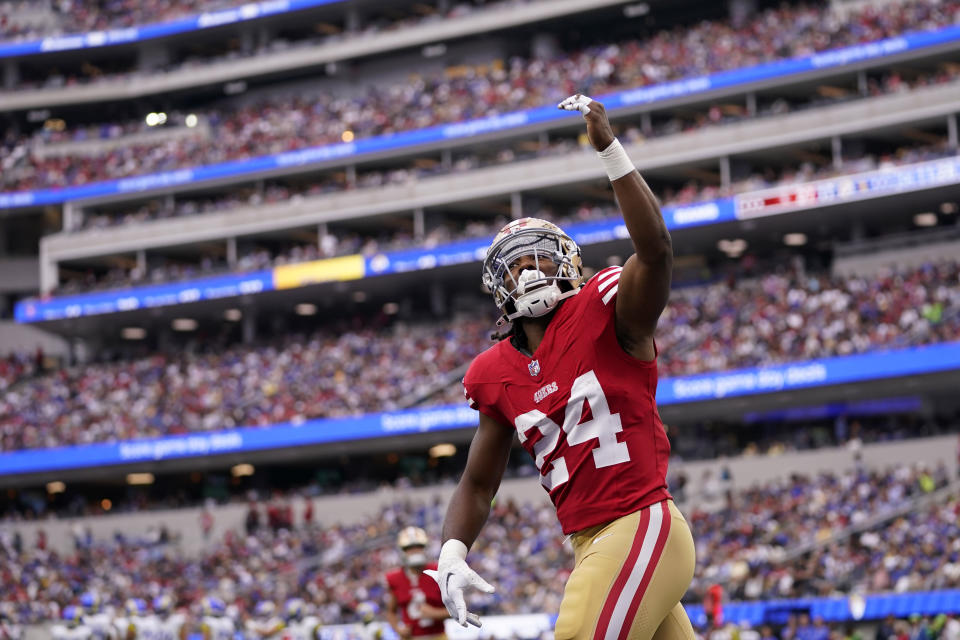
<box><xmin>495</xmin><ymin>288</ymin><xmax>580</xmax><ymax>327</ymax></box>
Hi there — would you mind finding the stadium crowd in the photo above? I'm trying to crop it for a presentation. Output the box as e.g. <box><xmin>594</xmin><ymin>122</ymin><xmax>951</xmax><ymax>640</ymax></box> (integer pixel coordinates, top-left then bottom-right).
<box><xmin>4</xmin><ymin>0</ymin><xmax>960</xmax><ymax>192</ymax></box>
<box><xmin>3</xmin><ymin>259</ymin><xmax>959</xmax><ymax>452</ymax></box>
<box><xmin>51</xmin><ymin>139</ymin><xmax>956</xmax><ymax>296</ymax></box>
<box><xmin>0</xmin><ymin>0</ymin><xmax>511</xmax><ymax>43</ymax></box>
<box><xmin>0</xmin><ymin>464</ymin><xmax>955</xmax><ymax>628</ymax></box>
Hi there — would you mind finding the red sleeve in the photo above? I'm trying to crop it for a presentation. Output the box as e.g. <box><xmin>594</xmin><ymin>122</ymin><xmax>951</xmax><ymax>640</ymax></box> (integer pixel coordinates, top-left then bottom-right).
<box><xmin>462</xmin><ymin>350</ymin><xmax>511</xmax><ymax>427</ymax></box>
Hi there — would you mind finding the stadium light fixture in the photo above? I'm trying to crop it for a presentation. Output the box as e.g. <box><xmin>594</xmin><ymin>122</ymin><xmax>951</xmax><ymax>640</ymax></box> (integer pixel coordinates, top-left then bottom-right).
<box><xmin>231</xmin><ymin>464</ymin><xmax>255</xmax><ymax>477</ymax></box>
<box><xmin>295</xmin><ymin>303</ymin><xmax>318</xmax><ymax>316</ymax></box>
<box><xmin>422</xmin><ymin>43</ymin><xmax>447</xmax><ymax>58</ymax></box>
<box><xmin>941</xmin><ymin>202</ymin><xmax>957</xmax><ymax>215</ymax></box>
<box><xmin>46</xmin><ymin>481</ymin><xmax>66</xmax><ymax>494</ymax></box>
<box><xmin>224</xmin><ymin>308</ymin><xmax>242</xmax><ymax>321</ymax></box>
<box><xmin>341</xmin><ymin>130</ymin><xmax>355</xmax><ymax>143</ymax></box>
<box><xmin>429</xmin><ymin>443</ymin><xmax>456</xmax><ymax>458</ymax></box>
<box><xmin>383</xmin><ymin>302</ymin><xmax>399</xmax><ymax>315</ymax></box>
<box><xmin>126</xmin><ymin>473</ymin><xmax>155</xmax><ymax>485</ymax></box>
<box><xmin>122</xmin><ymin>327</ymin><xmax>147</xmax><ymax>340</ymax></box>
<box><xmin>783</xmin><ymin>232</ymin><xmax>808</xmax><ymax>246</ymax></box>
<box><xmin>352</xmin><ymin>291</ymin><xmax>367</xmax><ymax>303</ymax></box>
<box><xmin>172</xmin><ymin>318</ymin><xmax>198</xmax><ymax>331</ymax></box>
<box><xmin>185</xmin><ymin>114</ymin><xmax>198</xmax><ymax>128</ymax></box>
<box><xmin>623</xmin><ymin>3</ymin><xmax>650</xmax><ymax>17</ymax></box>
<box><xmin>717</xmin><ymin>238</ymin><xmax>747</xmax><ymax>257</ymax></box>
<box><xmin>145</xmin><ymin>113</ymin><xmax>160</xmax><ymax>126</ymax></box>
<box><xmin>913</xmin><ymin>212</ymin><xmax>937</xmax><ymax>227</ymax></box>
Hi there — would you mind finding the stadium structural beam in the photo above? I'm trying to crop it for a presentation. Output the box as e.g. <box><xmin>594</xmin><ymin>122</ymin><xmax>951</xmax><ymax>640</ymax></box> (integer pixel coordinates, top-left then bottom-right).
<box><xmin>857</xmin><ymin>70</ymin><xmax>869</xmax><ymax>95</ymax></box>
<box><xmin>226</xmin><ymin>237</ymin><xmax>237</xmax><ymax>267</ymax></box>
<box><xmin>511</xmin><ymin>192</ymin><xmax>523</xmax><ymax>219</ymax></box>
<box><xmin>242</xmin><ymin>307</ymin><xmax>257</xmax><ymax>344</ymax></box>
<box><xmin>346</xmin><ymin>165</ymin><xmax>357</xmax><ymax>188</ymax></box>
<box><xmin>832</xmin><ymin>135</ymin><xmax>843</xmax><ymax>170</ymax></box>
<box><xmin>949</xmin><ymin>113</ymin><xmax>959</xmax><ymax>149</ymax></box>
<box><xmin>413</xmin><ymin>208</ymin><xmax>425</xmax><ymax>241</ymax></box>
<box><xmin>746</xmin><ymin>91</ymin><xmax>757</xmax><ymax>117</ymax></box>
<box><xmin>62</xmin><ymin>202</ymin><xmax>78</xmax><ymax>233</ymax></box>
<box><xmin>2</xmin><ymin>59</ymin><xmax>15</xmax><ymax>89</ymax></box>
<box><xmin>136</xmin><ymin>250</ymin><xmax>146</xmax><ymax>275</ymax></box>
<box><xmin>719</xmin><ymin>156</ymin><xmax>731</xmax><ymax>192</ymax></box>
<box><xmin>441</xmin><ymin>150</ymin><xmax>452</xmax><ymax>171</ymax></box>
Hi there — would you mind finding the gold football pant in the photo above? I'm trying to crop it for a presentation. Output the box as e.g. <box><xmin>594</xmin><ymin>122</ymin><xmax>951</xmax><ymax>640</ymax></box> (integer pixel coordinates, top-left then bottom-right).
<box><xmin>554</xmin><ymin>500</ymin><xmax>696</xmax><ymax>640</ymax></box>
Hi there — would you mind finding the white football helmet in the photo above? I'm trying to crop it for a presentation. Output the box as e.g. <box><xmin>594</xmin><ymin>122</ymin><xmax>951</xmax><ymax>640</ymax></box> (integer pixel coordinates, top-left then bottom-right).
<box><xmin>397</xmin><ymin>526</ymin><xmax>429</xmax><ymax>567</ymax></box>
<box><xmin>482</xmin><ymin>218</ymin><xmax>583</xmax><ymax>325</ymax></box>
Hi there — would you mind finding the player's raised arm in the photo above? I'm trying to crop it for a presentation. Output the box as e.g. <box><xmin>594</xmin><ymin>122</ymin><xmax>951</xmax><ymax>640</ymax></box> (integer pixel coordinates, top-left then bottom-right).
<box><xmin>560</xmin><ymin>94</ymin><xmax>673</xmax><ymax>361</ymax></box>
<box><xmin>425</xmin><ymin>411</ymin><xmax>512</xmax><ymax>627</ymax></box>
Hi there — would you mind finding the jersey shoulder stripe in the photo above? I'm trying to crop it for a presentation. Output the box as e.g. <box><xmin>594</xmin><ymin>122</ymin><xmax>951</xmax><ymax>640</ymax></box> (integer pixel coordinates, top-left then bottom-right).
<box><xmin>592</xmin><ymin>266</ymin><xmax>622</xmax><ymax>305</ymax></box>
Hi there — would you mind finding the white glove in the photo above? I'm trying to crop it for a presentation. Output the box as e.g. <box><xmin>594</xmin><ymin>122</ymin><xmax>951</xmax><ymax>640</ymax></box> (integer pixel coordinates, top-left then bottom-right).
<box><xmin>423</xmin><ymin>539</ymin><xmax>493</xmax><ymax>628</ymax></box>
<box><xmin>558</xmin><ymin>93</ymin><xmax>594</xmax><ymax>117</ymax></box>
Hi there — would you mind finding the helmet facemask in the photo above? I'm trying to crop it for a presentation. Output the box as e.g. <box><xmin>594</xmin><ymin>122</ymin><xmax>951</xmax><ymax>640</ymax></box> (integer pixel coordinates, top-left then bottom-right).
<box><xmin>482</xmin><ymin>222</ymin><xmax>583</xmax><ymax>326</ymax></box>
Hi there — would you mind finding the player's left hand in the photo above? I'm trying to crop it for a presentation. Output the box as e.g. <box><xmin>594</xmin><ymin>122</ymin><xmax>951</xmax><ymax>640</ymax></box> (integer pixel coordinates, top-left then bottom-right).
<box><xmin>558</xmin><ymin>93</ymin><xmax>616</xmax><ymax>152</ymax></box>
<box><xmin>423</xmin><ymin>541</ymin><xmax>492</xmax><ymax>628</ymax></box>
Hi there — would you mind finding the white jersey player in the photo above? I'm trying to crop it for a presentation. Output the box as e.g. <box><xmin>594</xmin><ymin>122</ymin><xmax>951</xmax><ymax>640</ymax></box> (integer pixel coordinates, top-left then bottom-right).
<box><xmin>281</xmin><ymin>599</ymin><xmax>321</xmax><ymax>640</ymax></box>
<box><xmin>140</xmin><ymin>596</ymin><xmax>186</xmax><ymax>640</ymax></box>
<box><xmin>52</xmin><ymin>607</ymin><xmax>93</xmax><ymax>640</ymax></box>
<box><xmin>113</xmin><ymin>599</ymin><xmax>148</xmax><ymax>640</ymax></box>
<box><xmin>80</xmin><ymin>592</ymin><xmax>115</xmax><ymax>640</ymax></box>
<box><xmin>245</xmin><ymin>601</ymin><xmax>284</xmax><ymax>639</ymax></box>
<box><xmin>354</xmin><ymin>602</ymin><xmax>385</xmax><ymax>640</ymax></box>
<box><xmin>200</xmin><ymin>597</ymin><xmax>235</xmax><ymax>640</ymax></box>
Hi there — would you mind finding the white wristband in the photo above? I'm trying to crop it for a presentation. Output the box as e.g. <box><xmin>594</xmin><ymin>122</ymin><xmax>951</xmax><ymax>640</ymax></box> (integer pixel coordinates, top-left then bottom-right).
<box><xmin>597</xmin><ymin>138</ymin><xmax>636</xmax><ymax>181</ymax></box>
<box><xmin>439</xmin><ymin>539</ymin><xmax>469</xmax><ymax>561</ymax></box>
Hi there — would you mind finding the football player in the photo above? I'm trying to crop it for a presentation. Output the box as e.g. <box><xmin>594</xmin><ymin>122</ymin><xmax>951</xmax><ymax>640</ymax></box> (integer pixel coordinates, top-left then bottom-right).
<box><xmin>280</xmin><ymin>598</ymin><xmax>321</xmax><ymax>640</ymax></box>
<box><xmin>113</xmin><ymin>599</ymin><xmax>147</xmax><ymax>640</ymax></box>
<box><xmin>426</xmin><ymin>94</ymin><xmax>696</xmax><ymax>640</ymax></box>
<box><xmin>52</xmin><ymin>606</ymin><xmax>93</xmax><ymax>640</ymax></box>
<box><xmin>355</xmin><ymin>602</ymin><xmax>386</xmax><ymax>640</ymax></box>
<box><xmin>385</xmin><ymin>527</ymin><xmax>448</xmax><ymax>640</ymax></box>
<box><xmin>200</xmin><ymin>596</ymin><xmax>235</xmax><ymax>640</ymax></box>
<box><xmin>245</xmin><ymin>601</ymin><xmax>284</xmax><ymax>639</ymax></box>
<box><xmin>80</xmin><ymin>592</ymin><xmax>115</xmax><ymax>640</ymax></box>
<box><xmin>143</xmin><ymin>595</ymin><xmax>186</xmax><ymax>640</ymax></box>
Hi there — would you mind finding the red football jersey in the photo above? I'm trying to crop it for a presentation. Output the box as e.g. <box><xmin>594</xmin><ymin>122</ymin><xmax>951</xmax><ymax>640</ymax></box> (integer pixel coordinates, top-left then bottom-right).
<box><xmin>463</xmin><ymin>266</ymin><xmax>672</xmax><ymax>534</ymax></box>
<box><xmin>385</xmin><ymin>565</ymin><xmax>445</xmax><ymax>636</ymax></box>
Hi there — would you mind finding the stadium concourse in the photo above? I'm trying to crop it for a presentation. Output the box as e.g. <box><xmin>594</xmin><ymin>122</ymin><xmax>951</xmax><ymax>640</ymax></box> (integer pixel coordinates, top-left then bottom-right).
<box><xmin>3</xmin><ymin>0</ymin><xmax>960</xmax><ymax>638</ymax></box>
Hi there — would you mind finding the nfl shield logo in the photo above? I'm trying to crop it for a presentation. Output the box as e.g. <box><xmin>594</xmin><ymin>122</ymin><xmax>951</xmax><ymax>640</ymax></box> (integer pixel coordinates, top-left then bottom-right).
<box><xmin>528</xmin><ymin>360</ymin><xmax>541</xmax><ymax>377</ymax></box>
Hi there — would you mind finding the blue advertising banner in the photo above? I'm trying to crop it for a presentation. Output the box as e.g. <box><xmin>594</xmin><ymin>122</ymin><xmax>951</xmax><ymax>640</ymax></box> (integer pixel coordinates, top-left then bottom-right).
<box><xmin>657</xmin><ymin>342</ymin><xmax>960</xmax><ymax>404</ymax></box>
<box><xmin>15</xmin><ymin>201</ymin><xmax>736</xmax><ymax>323</ymax></box>
<box><xmin>682</xmin><ymin>590</ymin><xmax>960</xmax><ymax>627</ymax></box>
<box><xmin>3</xmin><ymin>24</ymin><xmax>960</xmax><ymax>210</ymax></box>
<box><xmin>0</xmin><ymin>404</ymin><xmax>480</xmax><ymax>476</ymax></box>
<box><xmin>14</xmin><ymin>270</ymin><xmax>272</xmax><ymax>322</ymax></box>
<box><xmin>1</xmin><ymin>342</ymin><xmax>957</xmax><ymax>476</ymax></box>
<box><xmin>0</xmin><ymin>0</ymin><xmax>344</xmax><ymax>59</ymax></box>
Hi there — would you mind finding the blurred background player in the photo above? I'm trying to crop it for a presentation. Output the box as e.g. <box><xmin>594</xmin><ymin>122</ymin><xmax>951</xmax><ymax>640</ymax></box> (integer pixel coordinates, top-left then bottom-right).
<box><xmin>199</xmin><ymin>596</ymin><xmax>234</xmax><ymax>640</ymax></box>
<box><xmin>245</xmin><ymin>601</ymin><xmax>284</xmax><ymax>639</ymax></box>
<box><xmin>281</xmin><ymin>598</ymin><xmax>321</xmax><ymax>640</ymax></box>
<box><xmin>356</xmin><ymin>603</ymin><xmax>386</xmax><ymax>640</ymax></box>
<box><xmin>52</xmin><ymin>606</ymin><xmax>93</xmax><ymax>640</ymax></box>
<box><xmin>142</xmin><ymin>595</ymin><xmax>186</xmax><ymax>640</ymax></box>
<box><xmin>0</xmin><ymin>604</ymin><xmax>22</xmax><ymax>640</ymax></box>
<box><xmin>114</xmin><ymin>599</ymin><xmax>147</xmax><ymax>640</ymax></box>
<box><xmin>385</xmin><ymin>527</ymin><xmax>448</xmax><ymax>640</ymax></box>
<box><xmin>80</xmin><ymin>592</ymin><xmax>115</xmax><ymax>640</ymax></box>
